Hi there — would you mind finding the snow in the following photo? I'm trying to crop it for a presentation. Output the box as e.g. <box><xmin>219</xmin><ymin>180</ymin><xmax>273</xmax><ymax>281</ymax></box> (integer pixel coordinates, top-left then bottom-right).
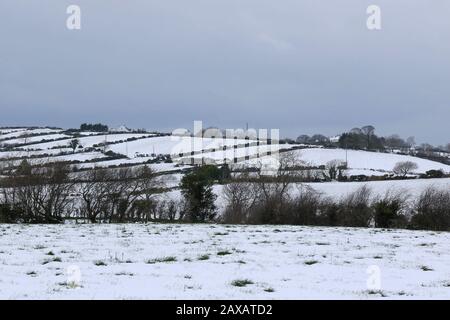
<box><xmin>0</xmin><ymin>128</ymin><xmax>63</xmax><ymax>140</ymax></box>
<box><xmin>295</xmin><ymin>148</ymin><xmax>450</xmax><ymax>174</ymax></box>
<box><xmin>76</xmin><ymin>159</ymin><xmax>189</xmax><ymax>173</ymax></box>
<box><xmin>0</xmin><ymin>148</ymin><xmax>74</xmax><ymax>160</ymax></box>
<box><xmin>1</xmin><ymin>134</ymin><xmax>70</xmax><ymax>146</ymax></box>
<box><xmin>187</xmin><ymin>144</ymin><xmax>295</xmax><ymax>163</ymax></box>
<box><xmin>1</xmin><ymin>223</ymin><xmax>449</xmax><ymax>299</ymax></box>
<box><xmin>24</xmin><ymin>134</ymin><xmax>153</xmax><ymax>150</ymax></box>
<box><xmin>109</xmin><ymin>136</ymin><xmax>260</xmax><ymax>157</ymax></box>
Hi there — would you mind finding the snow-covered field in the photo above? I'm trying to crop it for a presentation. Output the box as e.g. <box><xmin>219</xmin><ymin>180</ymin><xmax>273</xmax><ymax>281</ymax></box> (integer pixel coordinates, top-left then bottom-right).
<box><xmin>25</xmin><ymin>134</ymin><xmax>153</xmax><ymax>150</ymax></box>
<box><xmin>245</xmin><ymin>148</ymin><xmax>450</xmax><ymax>175</ymax></box>
<box><xmin>109</xmin><ymin>136</ymin><xmax>258</xmax><ymax>157</ymax></box>
<box><xmin>297</xmin><ymin>148</ymin><xmax>450</xmax><ymax>174</ymax></box>
<box><xmin>1</xmin><ymin>223</ymin><xmax>449</xmax><ymax>299</ymax></box>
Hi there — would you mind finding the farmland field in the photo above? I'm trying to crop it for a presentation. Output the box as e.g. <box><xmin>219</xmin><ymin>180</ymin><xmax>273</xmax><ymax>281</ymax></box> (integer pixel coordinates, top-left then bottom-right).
<box><xmin>1</xmin><ymin>223</ymin><xmax>449</xmax><ymax>299</ymax></box>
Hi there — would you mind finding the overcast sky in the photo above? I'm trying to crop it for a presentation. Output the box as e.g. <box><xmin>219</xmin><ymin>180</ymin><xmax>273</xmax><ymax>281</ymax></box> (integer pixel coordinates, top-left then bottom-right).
<box><xmin>0</xmin><ymin>1</ymin><xmax>449</xmax><ymax>144</ymax></box>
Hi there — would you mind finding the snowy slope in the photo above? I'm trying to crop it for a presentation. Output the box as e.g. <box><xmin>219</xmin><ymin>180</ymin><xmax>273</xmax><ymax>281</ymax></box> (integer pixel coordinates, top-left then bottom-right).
<box><xmin>24</xmin><ymin>134</ymin><xmax>153</xmax><ymax>150</ymax></box>
<box><xmin>109</xmin><ymin>136</ymin><xmax>255</xmax><ymax>157</ymax></box>
<box><xmin>1</xmin><ymin>134</ymin><xmax>70</xmax><ymax>146</ymax></box>
<box><xmin>296</xmin><ymin>148</ymin><xmax>450</xmax><ymax>174</ymax></box>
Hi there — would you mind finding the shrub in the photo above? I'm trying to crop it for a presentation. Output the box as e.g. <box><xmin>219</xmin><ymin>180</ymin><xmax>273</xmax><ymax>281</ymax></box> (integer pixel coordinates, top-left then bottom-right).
<box><xmin>0</xmin><ymin>204</ymin><xmax>22</xmax><ymax>223</ymax></box>
<box><xmin>231</xmin><ymin>279</ymin><xmax>253</xmax><ymax>287</ymax></box>
<box><xmin>423</xmin><ymin>170</ymin><xmax>444</xmax><ymax>179</ymax></box>
<box><xmin>286</xmin><ymin>189</ymin><xmax>322</xmax><ymax>225</ymax></box>
<box><xmin>410</xmin><ymin>187</ymin><xmax>450</xmax><ymax>231</ymax></box>
<box><xmin>337</xmin><ymin>186</ymin><xmax>373</xmax><ymax>227</ymax></box>
<box><xmin>373</xmin><ymin>190</ymin><xmax>409</xmax><ymax>228</ymax></box>
<box><xmin>180</xmin><ymin>166</ymin><xmax>218</xmax><ymax>222</ymax></box>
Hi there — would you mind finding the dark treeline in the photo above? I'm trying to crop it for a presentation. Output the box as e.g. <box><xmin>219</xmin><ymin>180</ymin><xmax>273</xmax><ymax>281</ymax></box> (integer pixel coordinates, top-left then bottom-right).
<box><xmin>0</xmin><ymin>162</ymin><xmax>176</xmax><ymax>224</ymax></box>
<box><xmin>79</xmin><ymin>123</ymin><xmax>109</xmax><ymax>132</ymax></box>
<box><xmin>0</xmin><ymin>160</ymin><xmax>449</xmax><ymax>232</ymax></box>
<box><xmin>222</xmin><ymin>177</ymin><xmax>450</xmax><ymax>231</ymax></box>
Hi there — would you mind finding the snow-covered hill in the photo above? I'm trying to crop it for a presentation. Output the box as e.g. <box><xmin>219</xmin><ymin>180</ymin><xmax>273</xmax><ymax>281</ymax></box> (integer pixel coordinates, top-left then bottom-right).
<box><xmin>296</xmin><ymin>148</ymin><xmax>450</xmax><ymax>174</ymax></box>
<box><xmin>1</xmin><ymin>128</ymin><xmax>448</xmax><ymax>177</ymax></box>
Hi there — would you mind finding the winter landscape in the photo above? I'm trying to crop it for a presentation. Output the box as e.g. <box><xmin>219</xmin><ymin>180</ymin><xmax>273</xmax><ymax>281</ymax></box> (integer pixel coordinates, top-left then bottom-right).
<box><xmin>1</xmin><ymin>1</ymin><xmax>450</xmax><ymax>302</ymax></box>
<box><xmin>0</xmin><ymin>126</ymin><xmax>449</xmax><ymax>299</ymax></box>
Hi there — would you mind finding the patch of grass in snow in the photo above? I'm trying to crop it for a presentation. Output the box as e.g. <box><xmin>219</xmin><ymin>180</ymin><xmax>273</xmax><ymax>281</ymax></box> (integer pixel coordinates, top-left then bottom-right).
<box><xmin>236</xmin><ymin>260</ymin><xmax>246</xmax><ymax>264</ymax></box>
<box><xmin>231</xmin><ymin>279</ymin><xmax>254</xmax><ymax>287</ymax></box>
<box><xmin>315</xmin><ymin>242</ymin><xmax>330</xmax><ymax>246</ymax></box>
<box><xmin>146</xmin><ymin>256</ymin><xmax>177</xmax><ymax>264</ymax></box>
<box><xmin>42</xmin><ymin>257</ymin><xmax>62</xmax><ymax>265</ymax></box>
<box><xmin>59</xmin><ymin>281</ymin><xmax>81</xmax><ymax>289</ymax></box>
<box><xmin>184</xmin><ymin>275</ymin><xmax>192</xmax><ymax>279</ymax></box>
<box><xmin>26</xmin><ymin>271</ymin><xmax>37</xmax><ymax>276</ymax></box>
<box><xmin>217</xmin><ymin>250</ymin><xmax>232</xmax><ymax>256</ymax></box>
<box><xmin>214</xmin><ymin>232</ymin><xmax>229</xmax><ymax>236</ymax></box>
<box><xmin>198</xmin><ymin>254</ymin><xmax>210</xmax><ymax>261</ymax></box>
<box><xmin>418</xmin><ymin>242</ymin><xmax>436</xmax><ymax>247</ymax></box>
<box><xmin>367</xmin><ymin>290</ymin><xmax>388</xmax><ymax>297</ymax></box>
<box><xmin>420</xmin><ymin>265</ymin><xmax>434</xmax><ymax>271</ymax></box>
<box><xmin>94</xmin><ymin>260</ymin><xmax>107</xmax><ymax>266</ymax></box>
<box><xmin>115</xmin><ymin>271</ymin><xmax>134</xmax><ymax>276</ymax></box>
<box><xmin>264</xmin><ymin>287</ymin><xmax>275</xmax><ymax>293</ymax></box>
<box><xmin>46</xmin><ymin>251</ymin><xmax>55</xmax><ymax>256</ymax></box>
<box><xmin>304</xmin><ymin>260</ymin><xmax>319</xmax><ymax>265</ymax></box>
<box><xmin>373</xmin><ymin>255</ymin><xmax>383</xmax><ymax>259</ymax></box>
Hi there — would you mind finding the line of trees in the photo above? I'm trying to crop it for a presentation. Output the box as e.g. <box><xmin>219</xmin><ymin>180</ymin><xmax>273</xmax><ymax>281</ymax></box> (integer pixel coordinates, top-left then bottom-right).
<box><xmin>296</xmin><ymin>125</ymin><xmax>449</xmax><ymax>157</ymax></box>
<box><xmin>222</xmin><ymin>180</ymin><xmax>450</xmax><ymax>231</ymax></box>
<box><xmin>80</xmin><ymin>123</ymin><xmax>109</xmax><ymax>132</ymax></box>
<box><xmin>1</xmin><ymin>157</ymin><xmax>449</xmax><ymax>231</ymax></box>
<box><xmin>0</xmin><ymin>162</ymin><xmax>173</xmax><ymax>223</ymax></box>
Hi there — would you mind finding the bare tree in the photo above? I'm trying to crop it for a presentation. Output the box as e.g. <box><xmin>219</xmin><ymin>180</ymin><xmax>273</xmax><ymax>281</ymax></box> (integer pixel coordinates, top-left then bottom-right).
<box><xmin>79</xmin><ymin>168</ymin><xmax>116</xmax><ymax>223</ymax></box>
<box><xmin>323</xmin><ymin>159</ymin><xmax>347</xmax><ymax>181</ymax></box>
<box><xmin>361</xmin><ymin>125</ymin><xmax>375</xmax><ymax>149</ymax></box>
<box><xmin>393</xmin><ymin>161</ymin><xmax>418</xmax><ymax>177</ymax></box>
<box><xmin>9</xmin><ymin>163</ymin><xmax>75</xmax><ymax>223</ymax></box>
<box><xmin>406</xmin><ymin>136</ymin><xmax>416</xmax><ymax>149</ymax></box>
<box><xmin>68</xmin><ymin>139</ymin><xmax>80</xmax><ymax>154</ymax></box>
<box><xmin>222</xmin><ymin>174</ymin><xmax>257</xmax><ymax>224</ymax></box>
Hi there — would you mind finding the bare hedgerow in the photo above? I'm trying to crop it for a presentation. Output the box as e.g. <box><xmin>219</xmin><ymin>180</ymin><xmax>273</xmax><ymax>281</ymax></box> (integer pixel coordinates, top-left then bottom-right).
<box><xmin>2</xmin><ymin>161</ymin><xmax>75</xmax><ymax>223</ymax></box>
<box><xmin>337</xmin><ymin>185</ymin><xmax>373</xmax><ymax>227</ymax></box>
<box><xmin>222</xmin><ymin>176</ymin><xmax>257</xmax><ymax>224</ymax></box>
<box><xmin>284</xmin><ymin>187</ymin><xmax>322</xmax><ymax>225</ymax></box>
<box><xmin>372</xmin><ymin>189</ymin><xmax>409</xmax><ymax>229</ymax></box>
<box><xmin>410</xmin><ymin>187</ymin><xmax>450</xmax><ymax>231</ymax></box>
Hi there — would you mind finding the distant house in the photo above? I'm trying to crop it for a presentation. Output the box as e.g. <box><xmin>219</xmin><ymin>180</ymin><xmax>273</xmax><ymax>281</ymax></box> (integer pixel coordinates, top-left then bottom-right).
<box><xmin>110</xmin><ymin>125</ymin><xmax>131</xmax><ymax>133</ymax></box>
<box><xmin>329</xmin><ymin>135</ymin><xmax>341</xmax><ymax>143</ymax></box>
